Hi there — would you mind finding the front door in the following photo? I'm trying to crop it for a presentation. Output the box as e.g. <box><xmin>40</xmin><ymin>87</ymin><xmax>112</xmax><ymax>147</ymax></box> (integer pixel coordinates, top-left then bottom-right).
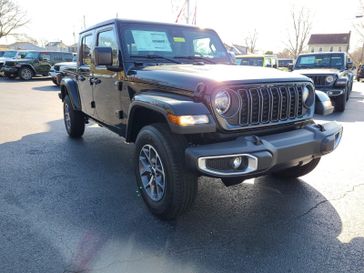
<box><xmin>77</xmin><ymin>33</ymin><xmax>95</xmax><ymax>116</ymax></box>
<box><xmin>93</xmin><ymin>26</ymin><xmax>123</xmax><ymax>128</ymax></box>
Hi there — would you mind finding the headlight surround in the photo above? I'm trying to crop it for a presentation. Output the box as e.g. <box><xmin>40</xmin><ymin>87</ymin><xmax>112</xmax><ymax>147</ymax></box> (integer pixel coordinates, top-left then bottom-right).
<box><xmin>302</xmin><ymin>84</ymin><xmax>314</xmax><ymax>108</ymax></box>
<box><xmin>214</xmin><ymin>89</ymin><xmax>231</xmax><ymax>115</ymax></box>
<box><xmin>325</xmin><ymin>75</ymin><xmax>335</xmax><ymax>84</ymax></box>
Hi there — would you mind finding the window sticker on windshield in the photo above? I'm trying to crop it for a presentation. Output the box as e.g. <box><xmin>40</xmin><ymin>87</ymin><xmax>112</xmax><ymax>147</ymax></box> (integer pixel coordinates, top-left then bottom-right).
<box><xmin>131</xmin><ymin>30</ymin><xmax>172</xmax><ymax>52</ymax></box>
<box><xmin>173</xmin><ymin>37</ymin><xmax>185</xmax><ymax>43</ymax></box>
<box><xmin>300</xmin><ymin>56</ymin><xmax>315</xmax><ymax>64</ymax></box>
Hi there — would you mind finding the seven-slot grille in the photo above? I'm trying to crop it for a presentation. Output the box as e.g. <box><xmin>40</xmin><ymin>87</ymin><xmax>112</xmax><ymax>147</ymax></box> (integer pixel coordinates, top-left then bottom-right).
<box><xmin>237</xmin><ymin>84</ymin><xmax>306</xmax><ymax>127</ymax></box>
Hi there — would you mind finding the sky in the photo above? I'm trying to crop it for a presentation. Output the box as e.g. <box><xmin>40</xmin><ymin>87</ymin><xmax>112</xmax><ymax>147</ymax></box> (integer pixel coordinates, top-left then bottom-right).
<box><xmin>1</xmin><ymin>0</ymin><xmax>363</xmax><ymax>52</ymax></box>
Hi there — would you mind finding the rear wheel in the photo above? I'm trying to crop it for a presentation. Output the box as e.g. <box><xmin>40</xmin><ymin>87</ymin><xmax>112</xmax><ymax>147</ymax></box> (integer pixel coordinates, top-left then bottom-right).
<box><xmin>272</xmin><ymin>158</ymin><xmax>321</xmax><ymax>179</ymax></box>
<box><xmin>134</xmin><ymin>123</ymin><xmax>198</xmax><ymax>220</ymax></box>
<box><xmin>63</xmin><ymin>95</ymin><xmax>85</xmax><ymax>138</ymax></box>
<box><xmin>19</xmin><ymin>67</ymin><xmax>34</xmax><ymax>80</ymax></box>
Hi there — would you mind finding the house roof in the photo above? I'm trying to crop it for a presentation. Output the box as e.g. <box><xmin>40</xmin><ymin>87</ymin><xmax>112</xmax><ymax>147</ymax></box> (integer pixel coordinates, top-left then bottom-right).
<box><xmin>308</xmin><ymin>33</ymin><xmax>351</xmax><ymax>45</ymax></box>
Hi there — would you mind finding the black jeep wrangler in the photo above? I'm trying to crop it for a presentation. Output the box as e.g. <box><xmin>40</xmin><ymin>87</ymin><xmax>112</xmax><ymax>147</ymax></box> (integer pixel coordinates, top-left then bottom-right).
<box><xmin>291</xmin><ymin>52</ymin><xmax>354</xmax><ymax>112</ymax></box>
<box><xmin>59</xmin><ymin>19</ymin><xmax>343</xmax><ymax>219</ymax></box>
<box><xmin>2</xmin><ymin>51</ymin><xmax>73</xmax><ymax>80</ymax></box>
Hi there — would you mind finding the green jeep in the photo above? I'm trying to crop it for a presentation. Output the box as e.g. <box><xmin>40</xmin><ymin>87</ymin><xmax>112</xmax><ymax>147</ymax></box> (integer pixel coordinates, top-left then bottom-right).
<box><xmin>2</xmin><ymin>51</ymin><xmax>73</xmax><ymax>80</ymax></box>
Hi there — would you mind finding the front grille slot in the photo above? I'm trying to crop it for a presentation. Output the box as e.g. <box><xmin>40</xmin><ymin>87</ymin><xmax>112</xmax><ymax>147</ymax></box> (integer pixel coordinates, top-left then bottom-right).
<box><xmin>238</xmin><ymin>84</ymin><xmax>306</xmax><ymax>127</ymax></box>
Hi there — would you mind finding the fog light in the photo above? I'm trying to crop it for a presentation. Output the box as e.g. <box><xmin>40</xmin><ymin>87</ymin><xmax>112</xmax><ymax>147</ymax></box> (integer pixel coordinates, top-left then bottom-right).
<box><xmin>231</xmin><ymin>157</ymin><xmax>242</xmax><ymax>169</ymax></box>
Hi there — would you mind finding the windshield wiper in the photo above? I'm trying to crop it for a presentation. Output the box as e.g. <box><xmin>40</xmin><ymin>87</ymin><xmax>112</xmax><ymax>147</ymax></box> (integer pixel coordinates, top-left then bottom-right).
<box><xmin>174</xmin><ymin>56</ymin><xmax>216</xmax><ymax>64</ymax></box>
<box><xmin>130</xmin><ymin>54</ymin><xmax>181</xmax><ymax>64</ymax></box>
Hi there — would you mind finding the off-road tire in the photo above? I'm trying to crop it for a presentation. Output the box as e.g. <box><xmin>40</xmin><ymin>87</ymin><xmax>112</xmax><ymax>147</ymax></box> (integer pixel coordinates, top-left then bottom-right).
<box><xmin>19</xmin><ymin>67</ymin><xmax>33</xmax><ymax>81</ymax></box>
<box><xmin>134</xmin><ymin>123</ymin><xmax>198</xmax><ymax>220</ymax></box>
<box><xmin>272</xmin><ymin>158</ymin><xmax>321</xmax><ymax>178</ymax></box>
<box><xmin>63</xmin><ymin>95</ymin><xmax>85</xmax><ymax>138</ymax></box>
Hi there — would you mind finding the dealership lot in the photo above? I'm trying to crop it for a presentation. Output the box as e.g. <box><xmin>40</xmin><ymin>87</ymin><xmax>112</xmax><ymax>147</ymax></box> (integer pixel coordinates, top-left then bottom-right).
<box><xmin>0</xmin><ymin>78</ymin><xmax>363</xmax><ymax>273</ymax></box>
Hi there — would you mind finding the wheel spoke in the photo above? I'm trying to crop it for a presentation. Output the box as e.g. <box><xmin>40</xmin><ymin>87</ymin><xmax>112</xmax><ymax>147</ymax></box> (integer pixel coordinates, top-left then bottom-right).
<box><xmin>138</xmin><ymin>144</ymin><xmax>166</xmax><ymax>201</ymax></box>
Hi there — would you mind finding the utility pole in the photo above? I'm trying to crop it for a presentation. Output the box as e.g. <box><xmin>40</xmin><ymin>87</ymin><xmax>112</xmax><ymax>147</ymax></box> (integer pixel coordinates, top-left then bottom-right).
<box><xmin>186</xmin><ymin>0</ymin><xmax>190</xmax><ymax>24</ymax></box>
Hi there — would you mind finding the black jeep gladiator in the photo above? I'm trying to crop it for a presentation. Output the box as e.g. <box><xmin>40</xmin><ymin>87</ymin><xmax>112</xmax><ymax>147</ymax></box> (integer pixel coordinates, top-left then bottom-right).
<box><xmin>59</xmin><ymin>19</ymin><xmax>343</xmax><ymax>219</ymax></box>
<box><xmin>291</xmin><ymin>52</ymin><xmax>354</xmax><ymax>112</ymax></box>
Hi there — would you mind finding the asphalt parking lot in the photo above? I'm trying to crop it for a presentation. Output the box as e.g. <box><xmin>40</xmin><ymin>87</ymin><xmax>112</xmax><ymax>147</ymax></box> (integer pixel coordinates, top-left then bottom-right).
<box><xmin>0</xmin><ymin>77</ymin><xmax>363</xmax><ymax>273</ymax></box>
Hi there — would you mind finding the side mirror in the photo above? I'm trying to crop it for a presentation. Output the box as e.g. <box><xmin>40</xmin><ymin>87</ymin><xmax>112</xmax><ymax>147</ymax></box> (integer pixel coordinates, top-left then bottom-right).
<box><xmin>94</xmin><ymin>46</ymin><xmax>113</xmax><ymax>66</ymax></box>
<box><xmin>272</xmin><ymin>64</ymin><xmax>277</xmax><ymax>69</ymax></box>
<box><xmin>315</xmin><ymin>90</ymin><xmax>334</xmax><ymax>116</ymax></box>
<box><xmin>227</xmin><ymin>51</ymin><xmax>236</xmax><ymax>64</ymax></box>
<box><xmin>346</xmin><ymin>62</ymin><xmax>353</xmax><ymax>70</ymax></box>
<box><xmin>288</xmin><ymin>64</ymin><xmax>294</xmax><ymax>71</ymax></box>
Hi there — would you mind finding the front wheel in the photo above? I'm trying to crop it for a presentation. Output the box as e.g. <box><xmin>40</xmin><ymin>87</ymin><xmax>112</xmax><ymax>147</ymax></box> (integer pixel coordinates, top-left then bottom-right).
<box><xmin>335</xmin><ymin>92</ymin><xmax>347</xmax><ymax>112</ymax></box>
<box><xmin>134</xmin><ymin>123</ymin><xmax>198</xmax><ymax>220</ymax></box>
<box><xmin>19</xmin><ymin>67</ymin><xmax>33</xmax><ymax>80</ymax></box>
<box><xmin>272</xmin><ymin>158</ymin><xmax>321</xmax><ymax>179</ymax></box>
<box><xmin>63</xmin><ymin>95</ymin><xmax>85</xmax><ymax>138</ymax></box>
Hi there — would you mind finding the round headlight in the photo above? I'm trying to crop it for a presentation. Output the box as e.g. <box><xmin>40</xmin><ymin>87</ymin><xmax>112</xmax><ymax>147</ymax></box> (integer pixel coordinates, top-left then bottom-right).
<box><xmin>302</xmin><ymin>85</ymin><xmax>314</xmax><ymax>107</ymax></box>
<box><xmin>325</xmin><ymin>75</ymin><xmax>334</xmax><ymax>84</ymax></box>
<box><xmin>302</xmin><ymin>86</ymin><xmax>310</xmax><ymax>102</ymax></box>
<box><xmin>214</xmin><ymin>90</ymin><xmax>231</xmax><ymax>115</ymax></box>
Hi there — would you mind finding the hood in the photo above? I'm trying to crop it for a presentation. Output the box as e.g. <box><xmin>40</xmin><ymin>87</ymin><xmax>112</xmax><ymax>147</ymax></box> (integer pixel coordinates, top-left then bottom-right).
<box><xmin>54</xmin><ymin>61</ymin><xmax>77</xmax><ymax>67</ymax></box>
<box><xmin>5</xmin><ymin>58</ymin><xmax>33</xmax><ymax>64</ymax></box>
<box><xmin>129</xmin><ymin>64</ymin><xmax>310</xmax><ymax>92</ymax></box>
<box><xmin>293</xmin><ymin>68</ymin><xmax>340</xmax><ymax>75</ymax></box>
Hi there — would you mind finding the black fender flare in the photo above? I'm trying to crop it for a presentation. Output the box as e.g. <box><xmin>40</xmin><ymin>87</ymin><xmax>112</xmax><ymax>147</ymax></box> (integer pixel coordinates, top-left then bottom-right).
<box><xmin>19</xmin><ymin>64</ymin><xmax>36</xmax><ymax>75</ymax></box>
<box><xmin>59</xmin><ymin>77</ymin><xmax>82</xmax><ymax>111</ymax></box>
<box><xmin>126</xmin><ymin>92</ymin><xmax>216</xmax><ymax>142</ymax></box>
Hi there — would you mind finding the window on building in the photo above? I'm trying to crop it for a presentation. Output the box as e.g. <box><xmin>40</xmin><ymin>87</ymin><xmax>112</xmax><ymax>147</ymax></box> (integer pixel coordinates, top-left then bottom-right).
<box><xmin>319</xmin><ymin>48</ymin><xmax>322</xmax><ymax>52</ymax></box>
<box><xmin>330</xmin><ymin>46</ymin><xmax>333</xmax><ymax>52</ymax></box>
<box><xmin>338</xmin><ymin>47</ymin><xmax>342</xmax><ymax>52</ymax></box>
<box><xmin>311</xmin><ymin>48</ymin><xmax>314</xmax><ymax>53</ymax></box>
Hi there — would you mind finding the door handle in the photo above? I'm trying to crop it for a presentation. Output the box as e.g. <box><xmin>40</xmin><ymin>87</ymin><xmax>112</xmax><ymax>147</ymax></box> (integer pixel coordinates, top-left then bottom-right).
<box><xmin>78</xmin><ymin>75</ymin><xmax>86</xmax><ymax>81</ymax></box>
<box><xmin>90</xmin><ymin>77</ymin><xmax>101</xmax><ymax>85</ymax></box>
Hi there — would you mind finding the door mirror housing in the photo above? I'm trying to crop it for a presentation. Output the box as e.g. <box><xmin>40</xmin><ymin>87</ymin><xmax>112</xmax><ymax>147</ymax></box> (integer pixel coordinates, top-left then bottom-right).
<box><xmin>315</xmin><ymin>90</ymin><xmax>334</xmax><ymax>115</ymax></box>
<box><xmin>94</xmin><ymin>46</ymin><xmax>113</xmax><ymax>66</ymax></box>
<box><xmin>346</xmin><ymin>62</ymin><xmax>353</xmax><ymax>70</ymax></box>
<box><xmin>288</xmin><ymin>64</ymin><xmax>294</xmax><ymax>71</ymax></box>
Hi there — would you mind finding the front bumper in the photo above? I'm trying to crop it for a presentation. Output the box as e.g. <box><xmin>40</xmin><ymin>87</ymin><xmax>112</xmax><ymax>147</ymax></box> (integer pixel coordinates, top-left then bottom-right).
<box><xmin>185</xmin><ymin>122</ymin><xmax>343</xmax><ymax>178</ymax></box>
<box><xmin>2</xmin><ymin>66</ymin><xmax>18</xmax><ymax>75</ymax></box>
<box><xmin>317</xmin><ymin>87</ymin><xmax>344</xmax><ymax>97</ymax></box>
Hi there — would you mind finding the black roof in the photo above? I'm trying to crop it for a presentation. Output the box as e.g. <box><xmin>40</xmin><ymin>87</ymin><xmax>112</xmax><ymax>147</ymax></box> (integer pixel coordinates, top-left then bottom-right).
<box><xmin>80</xmin><ymin>18</ymin><xmax>211</xmax><ymax>34</ymax></box>
<box><xmin>308</xmin><ymin>33</ymin><xmax>351</xmax><ymax>45</ymax></box>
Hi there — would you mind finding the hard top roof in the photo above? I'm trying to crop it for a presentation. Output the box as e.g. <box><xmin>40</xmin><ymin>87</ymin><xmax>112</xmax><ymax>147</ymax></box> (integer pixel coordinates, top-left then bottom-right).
<box><xmin>80</xmin><ymin>18</ymin><xmax>213</xmax><ymax>34</ymax></box>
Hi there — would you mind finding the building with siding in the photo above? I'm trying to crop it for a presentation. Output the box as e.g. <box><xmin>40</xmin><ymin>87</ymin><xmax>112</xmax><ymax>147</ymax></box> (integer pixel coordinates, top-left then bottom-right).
<box><xmin>308</xmin><ymin>32</ymin><xmax>351</xmax><ymax>53</ymax></box>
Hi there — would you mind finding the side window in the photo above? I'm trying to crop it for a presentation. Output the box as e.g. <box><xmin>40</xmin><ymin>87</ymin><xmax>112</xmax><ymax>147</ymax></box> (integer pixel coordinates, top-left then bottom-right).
<box><xmin>40</xmin><ymin>53</ymin><xmax>51</xmax><ymax>62</ymax></box>
<box><xmin>193</xmin><ymin>37</ymin><xmax>216</xmax><ymax>57</ymax></box>
<box><xmin>97</xmin><ymin>29</ymin><xmax>119</xmax><ymax>66</ymax></box>
<box><xmin>81</xmin><ymin>34</ymin><xmax>93</xmax><ymax>65</ymax></box>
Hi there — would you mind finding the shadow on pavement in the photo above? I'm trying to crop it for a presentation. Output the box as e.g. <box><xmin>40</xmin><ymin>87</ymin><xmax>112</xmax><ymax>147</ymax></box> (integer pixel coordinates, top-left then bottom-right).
<box><xmin>0</xmin><ymin>119</ymin><xmax>363</xmax><ymax>273</ymax></box>
<box><xmin>32</xmin><ymin>85</ymin><xmax>60</xmax><ymax>92</ymax></box>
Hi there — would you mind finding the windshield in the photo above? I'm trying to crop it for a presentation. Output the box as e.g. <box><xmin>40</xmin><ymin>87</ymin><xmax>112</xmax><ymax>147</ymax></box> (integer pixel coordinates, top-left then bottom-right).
<box><xmin>295</xmin><ymin>54</ymin><xmax>344</xmax><ymax>69</ymax></box>
<box><xmin>24</xmin><ymin>52</ymin><xmax>40</xmax><ymax>59</ymax></box>
<box><xmin>3</xmin><ymin>51</ymin><xmax>17</xmax><ymax>58</ymax></box>
<box><xmin>120</xmin><ymin>23</ymin><xmax>230</xmax><ymax>64</ymax></box>
<box><xmin>236</xmin><ymin>57</ymin><xmax>264</xmax><ymax>66</ymax></box>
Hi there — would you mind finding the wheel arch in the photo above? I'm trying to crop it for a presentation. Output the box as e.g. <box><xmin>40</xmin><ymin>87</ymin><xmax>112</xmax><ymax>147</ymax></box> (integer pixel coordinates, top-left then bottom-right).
<box><xmin>59</xmin><ymin>78</ymin><xmax>82</xmax><ymax>111</ymax></box>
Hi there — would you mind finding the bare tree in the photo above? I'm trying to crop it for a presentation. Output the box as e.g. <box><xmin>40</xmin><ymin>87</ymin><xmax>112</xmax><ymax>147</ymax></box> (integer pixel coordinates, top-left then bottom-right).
<box><xmin>286</xmin><ymin>7</ymin><xmax>312</xmax><ymax>58</ymax></box>
<box><xmin>244</xmin><ymin>29</ymin><xmax>258</xmax><ymax>54</ymax></box>
<box><xmin>0</xmin><ymin>0</ymin><xmax>29</xmax><ymax>40</ymax></box>
<box><xmin>349</xmin><ymin>47</ymin><xmax>363</xmax><ymax>66</ymax></box>
<box><xmin>354</xmin><ymin>0</ymin><xmax>364</xmax><ymax>39</ymax></box>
